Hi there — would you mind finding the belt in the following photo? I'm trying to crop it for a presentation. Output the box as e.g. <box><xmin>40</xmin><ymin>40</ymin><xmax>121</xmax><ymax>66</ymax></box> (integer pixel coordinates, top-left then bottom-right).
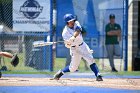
<box><xmin>71</xmin><ymin>42</ymin><xmax>83</xmax><ymax>47</ymax></box>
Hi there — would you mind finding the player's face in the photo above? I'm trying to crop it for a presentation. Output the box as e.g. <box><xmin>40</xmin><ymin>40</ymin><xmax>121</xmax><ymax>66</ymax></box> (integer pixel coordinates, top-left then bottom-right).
<box><xmin>110</xmin><ymin>18</ymin><xmax>115</xmax><ymax>24</ymax></box>
<box><xmin>67</xmin><ymin>20</ymin><xmax>75</xmax><ymax>28</ymax></box>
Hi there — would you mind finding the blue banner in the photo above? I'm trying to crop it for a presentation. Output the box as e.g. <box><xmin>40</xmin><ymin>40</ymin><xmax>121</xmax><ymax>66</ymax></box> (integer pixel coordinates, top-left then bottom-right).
<box><xmin>56</xmin><ymin>0</ymin><xmax>126</xmax><ymax>58</ymax></box>
<box><xmin>56</xmin><ymin>0</ymin><xmax>98</xmax><ymax>37</ymax></box>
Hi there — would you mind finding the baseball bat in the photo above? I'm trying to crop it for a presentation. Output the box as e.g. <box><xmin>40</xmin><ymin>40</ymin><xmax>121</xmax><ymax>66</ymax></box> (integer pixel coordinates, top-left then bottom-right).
<box><xmin>33</xmin><ymin>41</ymin><xmax>64</xmax><ymax>47</ymax></box>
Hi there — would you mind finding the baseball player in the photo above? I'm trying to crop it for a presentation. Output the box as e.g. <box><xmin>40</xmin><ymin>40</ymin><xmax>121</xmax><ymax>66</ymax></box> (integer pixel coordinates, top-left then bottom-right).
<box><xmin>0</xmin><ymin>52</ymin><xmax>19</xmax><ymax>78</ymax></box>
<box><xmin>53</xmin><ymin>13</ymin><xmax>103</xmax><ymax>81</ymax></box>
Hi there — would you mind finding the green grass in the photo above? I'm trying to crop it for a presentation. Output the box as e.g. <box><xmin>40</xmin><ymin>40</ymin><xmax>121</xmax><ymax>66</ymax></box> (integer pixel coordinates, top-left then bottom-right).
<box><xmin>54</xmin><ymin>58</ymin><xmax>66</xmax><ymax>71</ymax></box>
<box><xmin>1</xmin><ymin>57</ymin><xmax>92</xmax><ymax>74</ymax></box>
<box><xmin>1</xmin><ymin>53</ymin><xmax>36</xmax><ymax>71</ymax></box>
<box><xmin>1</xmin><ymin>53</ymin><xmax>37</xmax><ymax>74</ymax></box>
<box><xmin>1</xmin><ymin>56</ymin><xmax>140</xmax><ymax>76</ymax></box>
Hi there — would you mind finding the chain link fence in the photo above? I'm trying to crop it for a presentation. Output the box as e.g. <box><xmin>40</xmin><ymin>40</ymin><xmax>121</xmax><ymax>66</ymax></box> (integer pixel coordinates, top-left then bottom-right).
<box><xmin>0</xmin><ymin>33</ymin><xmax>52</xmax><ymax>72</ymax></box>
<box><xmin>0</xmin><ymin>0</ymin><xmax>53</xmax><ymax>72</ymax></box>
<box><xmin>0</xmin><ymin>0</ymin><xmax>128</xmax><ymax>73</ymax></box>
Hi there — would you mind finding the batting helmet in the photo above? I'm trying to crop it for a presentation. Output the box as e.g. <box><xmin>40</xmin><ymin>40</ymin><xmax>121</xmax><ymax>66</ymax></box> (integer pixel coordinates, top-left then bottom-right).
<box><xmin>64</xmin><ymin>14</ymin><xmax>76</xmax><ymax>23</ymax></box>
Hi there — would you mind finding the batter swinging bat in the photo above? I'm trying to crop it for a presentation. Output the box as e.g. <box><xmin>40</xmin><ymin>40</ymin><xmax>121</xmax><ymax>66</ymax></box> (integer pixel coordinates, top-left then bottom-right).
<box><xmin>33</xmin><ymin>41</ymin><xmax>64</xmax><ymax>47</ymax></box>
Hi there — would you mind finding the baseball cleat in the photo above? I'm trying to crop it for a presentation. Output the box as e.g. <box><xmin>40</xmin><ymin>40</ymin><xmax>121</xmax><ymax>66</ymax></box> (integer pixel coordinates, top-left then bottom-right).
<box><xmin>96</xmin><ymin>75</ymin><xmax>103</xmax><ymax>81</ymax></box>
<box><xmin>53</xmin><ymin>70</ymin><xmax>64</xmax><ymax>80</ymax></box>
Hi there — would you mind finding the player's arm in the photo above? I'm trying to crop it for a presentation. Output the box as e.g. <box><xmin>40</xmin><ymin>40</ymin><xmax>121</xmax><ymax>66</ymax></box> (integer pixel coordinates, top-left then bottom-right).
<box><xmin>64</xmin><ymin>40</ymin><xmax>71</xmax><ymax>48</ymax></box>
<box><xmin>117</xmin><ymin>25</ymin><xmax>122</xmax><ymax>41</ymax></box>
<box><xmin>0</xmin><ymin>52</ymin><xmax>19</xmax><ymax>67</ymax></box>
<box><xmin>65</xmin><ymin>28</ymin><xmax>81</xmax><ymax>48</ymax></box>
<box><xmin>107</xmin><ymin>30</ymin><xmax>121</xmax><ymax>36</ymax></box>
<box><xmin>107</xmin><ymin>24</ymin><xmax>121</xmax><ymax>36</ymax></box>
<box><xmin>69</xmin><ymin>25</ymin><xmax>82</xmax><ymax>42</ymax></box>
<box><xmin>73</xmin><ymin>21</ymin><xmax>82</xmax><ymax>38</ymax></box>
<box><xmin>73</xmin><ymin>29</ymin><xmax>81</xmax><ymax>38</ymax></box>
<box><xmin>0</xmin><ymin>52</ymin><xmax>13</xmax><ymax>58</ymax></box>
<box><xmin>62</xmin><ymin>31</ymin><xmax>72</xmax><ymax>48</ymax></box>
<box><xmin>107</xmin><ymin>29</ymin><xmax>121</xmax><ymax>41</ymax></box>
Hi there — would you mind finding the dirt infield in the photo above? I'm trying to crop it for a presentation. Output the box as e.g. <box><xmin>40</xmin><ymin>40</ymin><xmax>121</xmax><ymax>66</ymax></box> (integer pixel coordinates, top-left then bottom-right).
<box><xmin>0</xmin><ymin>77</ymin><xmax>140</xmax><ymax>90</ymax></box>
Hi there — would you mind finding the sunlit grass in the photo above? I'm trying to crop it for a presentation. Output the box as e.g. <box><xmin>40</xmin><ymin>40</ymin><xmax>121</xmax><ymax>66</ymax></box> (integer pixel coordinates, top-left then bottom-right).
<box><xmin>1</xmin><ymin>55</ymin><xmax>140</xmax><ymax>76</ymax></box>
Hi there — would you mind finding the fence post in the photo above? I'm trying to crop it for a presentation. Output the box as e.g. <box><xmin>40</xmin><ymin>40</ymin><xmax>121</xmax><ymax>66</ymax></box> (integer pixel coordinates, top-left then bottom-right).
<box><xmin>124</xmin><ymin>0</ymin><xmax>128</xmax><ymax>71</ymax></box>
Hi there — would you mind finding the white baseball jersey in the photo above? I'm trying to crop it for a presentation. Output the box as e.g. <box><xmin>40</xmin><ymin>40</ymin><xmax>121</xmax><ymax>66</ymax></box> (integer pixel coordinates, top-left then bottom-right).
<box><xmin>62</xmin><ymin>21</ymin><xmax>95</xmax><ymax>72</ymax></box>
<box><xmin>62</xmin><ymin>21</ymin><xmax>83</xmax><ymax>46</ymax></box>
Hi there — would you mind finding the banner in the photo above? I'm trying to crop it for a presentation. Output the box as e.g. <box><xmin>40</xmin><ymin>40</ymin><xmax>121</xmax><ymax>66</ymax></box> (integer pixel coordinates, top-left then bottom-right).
<box><xmin>13</xmin><ymin>0</ymin><xmax>51</xmax><ymax>32</ymax></box>
<box><xmin>56</xmin><ymin>0</ymin><xmax>98</xmax><ymax>37</ymax></box>
<box><xmin>56</xmin><ymin>0</ymin><xmax>124</xmax><ymax>58</ymax></box>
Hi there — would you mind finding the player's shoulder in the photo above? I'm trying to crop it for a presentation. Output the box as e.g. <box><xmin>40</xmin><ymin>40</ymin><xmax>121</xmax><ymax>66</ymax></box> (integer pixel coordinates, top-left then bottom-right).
<box><xmin>105</xmin><ymin>23</ymin><xmax>110</xmax><ymax>27</ymax></box>
<box><xmin>63</xmin><ymin>25</ymin><xmax>69</xmax><ymax>31</ymax></box>
<box><xmin>75</xmin><ymin>21</ymin><xmax>81</xmax><ymax>26</ymax></box>
<box><xmin>74</xmin><ymin>21</ymin><xmax>82</xmax><ymax>29</ymax></box>
<box><xmin>62</xmin><ymin>26</ymin><xmax>68</xmax><ymax>35</ymax></box>
<box><xmin>75</xmin><ymin>21</ymin><xmax>80</xmax><ymax>24</ymax></box>
<box><xmin>114</xmin><ymin>23</ymin><xmax>120</xmax><ymax>26</ymax></box>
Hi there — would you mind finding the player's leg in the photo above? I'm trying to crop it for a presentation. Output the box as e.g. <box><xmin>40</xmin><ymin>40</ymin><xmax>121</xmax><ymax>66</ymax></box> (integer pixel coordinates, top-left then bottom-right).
<box><xmin>114</xmin><ymin>44</ymin><xmax>121</xmax><ymax>56</ymax></box>
<box><xmin>80</xmin><ymin>43</ymin><xmax>103</xmax><ymax>81</ymax></box>
<box><xmin>53</xmin><ymin>49</ymin><xmax>81</xmax><ymax>80</ymax></box>
<box><xmin>82</xmin><ymin>58</ymin><xmax>89</xmax><ymax>70</ymax></box>
<box><xmin>106</xmin><ymin>45</ymin><xmax>118</xmax><ymax>72</ymax></box>
<box><xmin>68</xmin><ymin>52</ymin><xmax>81</xmax><ymax>72</ymax></box>
<box><xmin>83</xmin><ymin>55</ymin><xmax>103</xmax><ymax>81</ymax></box>
<box><xmin>65</xmin><ymin>49</ymin><xmax>71</xmax><ymax>66</ymax></box>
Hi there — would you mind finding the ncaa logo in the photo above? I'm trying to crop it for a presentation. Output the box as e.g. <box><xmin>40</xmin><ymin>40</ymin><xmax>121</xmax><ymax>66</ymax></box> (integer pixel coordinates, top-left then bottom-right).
<box><xmin>20</xmin><ymin>0</ymin><xmax>43</xmax><ymax>19</ymax></box>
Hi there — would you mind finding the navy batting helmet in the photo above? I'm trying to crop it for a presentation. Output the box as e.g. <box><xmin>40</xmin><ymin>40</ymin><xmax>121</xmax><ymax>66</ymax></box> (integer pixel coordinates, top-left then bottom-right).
<box><xmin>64</xmin><ymin>14</ymin><xmax>76</xmax><ymax>23</ymax></box>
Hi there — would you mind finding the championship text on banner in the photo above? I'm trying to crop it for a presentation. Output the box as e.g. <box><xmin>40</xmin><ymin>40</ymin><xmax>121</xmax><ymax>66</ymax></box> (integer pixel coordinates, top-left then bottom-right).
<box><xmin>13</xmin><ymin>0</ymin><xmax>50</xmax><ymax>32</ymax></box>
